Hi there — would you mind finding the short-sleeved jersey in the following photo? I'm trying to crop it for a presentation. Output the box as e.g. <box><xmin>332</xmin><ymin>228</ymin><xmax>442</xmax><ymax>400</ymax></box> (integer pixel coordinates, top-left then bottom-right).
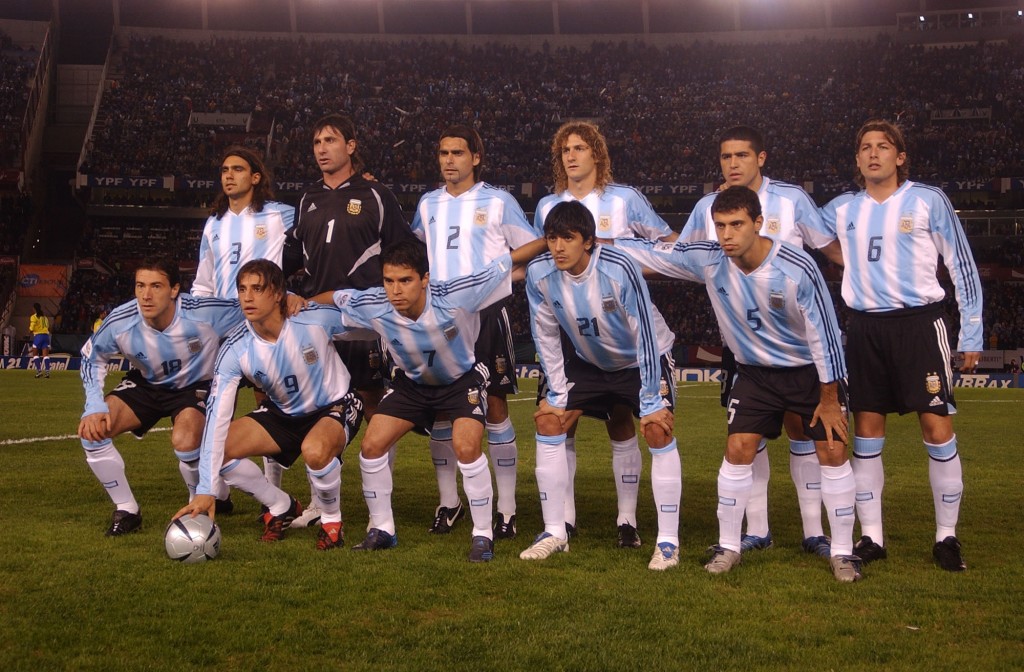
<box><xmin>534</xmin><ymin>184</ymin><xmax>673</xmax><ymax>241</ymax></box>
<box><xmin>617</xmin><ymin>238</ymin><xmax>845</xmax><ymax>384</ymax></box>
<box><xmin>80</xmin><ymin>294</ymin><xmax>244</xmax><ymax>417</ymax></box>
<box><xmin>29</xmin><ymin>313</ymin><xmax>49</xmax><ymax>336</ymax></box>
<box><xmin>526</xmin><ymin>245</ymin><xmax>674</xmax><ymax>417</ymax></box>
<box><xmin>334</xmin><ymin>254</ymin><xmax>512</xmax><ymax>386</ymax></box>
<box><xmin>197</xmin><ymin>305</ymin><xmax>354</xmax><ymax>495</ymax></box>
<box><xmin>192</xmin><ymin>201</ymin><xmax>295</xmax><ymax>299</ymax></box>
<box><xmin>821</xmin><ymin>181</ymin><xmax>983</xmax><ymax>351</ymax></box>
<box><xmin>288</xmin><ymin>175</ymin><xmax>413</xmax><ymax>295</ymax></box>
<box><xmin>680</xmin><ymin>177</ymin><xmax>833</xmax><ymax>250</ymax></box>
<box><xmin>412</xmin><ymin>182</ymin><xmax>537</xmax><ymax>279</ymax></box>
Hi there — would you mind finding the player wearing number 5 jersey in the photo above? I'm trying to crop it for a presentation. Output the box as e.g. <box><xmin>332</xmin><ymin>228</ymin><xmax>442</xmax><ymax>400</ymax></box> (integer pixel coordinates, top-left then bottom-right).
<box><xmin>78</xmin><ymin>257</ymin><xmax>244</xmax><ymax>537</ymax></box>
<box><xmin>821</xmin><ymin>120</ymin><xmax>983</xmax><ymax>572</ymax></box>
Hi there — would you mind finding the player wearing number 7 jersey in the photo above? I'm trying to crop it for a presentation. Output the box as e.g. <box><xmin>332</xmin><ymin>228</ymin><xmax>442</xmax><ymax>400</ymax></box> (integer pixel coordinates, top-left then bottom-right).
<box><xmin>78</xmin><ymin>257</ymin><xmax>244</xmax><ymax>537</ymax></box>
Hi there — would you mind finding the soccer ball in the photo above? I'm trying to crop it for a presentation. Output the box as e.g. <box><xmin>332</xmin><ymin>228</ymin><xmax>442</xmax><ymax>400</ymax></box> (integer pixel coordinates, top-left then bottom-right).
<box><xmin>164</xmin><ymin>514</ymin><xmax>221</xmax><ymax>563</ymax></box>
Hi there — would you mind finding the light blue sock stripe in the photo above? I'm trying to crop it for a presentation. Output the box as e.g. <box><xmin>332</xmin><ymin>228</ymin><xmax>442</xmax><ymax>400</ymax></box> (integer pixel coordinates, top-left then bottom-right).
<box><xmin>853</xmin><ymin>436</ymin><xmax>885</xmax><ymax>459</ymax></box>
<box><xmin>649</xmin><ymin>438</ymin><xmax>678</xmax><ymax>455</ymax></box>
<box><xmin>536</xmin><ymin>433</ymin><xmax>567</xmax><ymax>445</ymax></box>
<box><xmin>307</xmin><ymin>457</ymin><xmax>342</xmax><ymax>478</ymax></box>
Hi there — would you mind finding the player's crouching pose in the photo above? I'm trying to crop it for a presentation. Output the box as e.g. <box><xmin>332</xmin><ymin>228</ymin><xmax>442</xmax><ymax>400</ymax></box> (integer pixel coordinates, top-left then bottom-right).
<box><xmin>174</xmin><ymin>259</ymin><xmax>363</xmax><ymax>551</ymax></box>
<box><xmin>521</xmin><ymin>201</ymin><xmax>682</xmax><ymax>571</ymax></box>
<box><xmin>618</xmin><ymin>186</ymin><xmax>860</xmax><ymax>582</ymax></box>
<box><xmin>314</xmin><ymin>240</ymin><xmax>531</xmax><ymax>562</ymax></box>
<box><xmin>79</xmin><ymin>257</ymin><xmax>242</xmax><ymax>536</ymax></box>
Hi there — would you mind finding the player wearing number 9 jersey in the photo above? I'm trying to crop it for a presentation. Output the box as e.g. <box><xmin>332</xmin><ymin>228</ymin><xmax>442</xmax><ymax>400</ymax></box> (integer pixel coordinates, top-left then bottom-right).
<box><xmin>78</xmin><ymin>257</ymin><xmax>244</xmax><ymax>537</ymax></box>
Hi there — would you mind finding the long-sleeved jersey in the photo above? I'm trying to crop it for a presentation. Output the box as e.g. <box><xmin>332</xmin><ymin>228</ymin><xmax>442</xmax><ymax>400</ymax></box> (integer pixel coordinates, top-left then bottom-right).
<box><xmin>286</xmin><ymin>175</ymin><xmax>413</xmax><ymax>295</ymax></box>
<box><xmin>334</xmin><ymin>254</ymin><xmax>512</xmax><ymax>386</ymax></box>
<box><xmin>80</xmin><ymin>294</ymin><xmax>243</xmax><ymax>417</ymax></box>
<box><xmin>617</xmin><ymin>238</ymin><xmax>846</xmax><ymax>384</ymax></box>
<box><xmin>821</xmin><ymin>181</ymin><xmax>983</xmax><ymax>351</ymax></box>
<box><xmin>526</xmin><ymin>245</ymin><xmax>674</xmax><ymax>417</ymax></box>
<box><xmin>680</xmin><ymin>177</ymin><xmax>833</xmax><ymax>250</ymax></box>
<box><xmin>197</xmin><ymin>304</ymin><xmax>353</xmax><ymax>495</ymax></box>
<box><xmin>192</xmin><ymin>201</ymin><xmax>295</xmax><ymax>299</ymax></box>
<box><xmin>534</xmin><ymin>184</ymin><xmax>673</xmax><ymax>241</ymax></box>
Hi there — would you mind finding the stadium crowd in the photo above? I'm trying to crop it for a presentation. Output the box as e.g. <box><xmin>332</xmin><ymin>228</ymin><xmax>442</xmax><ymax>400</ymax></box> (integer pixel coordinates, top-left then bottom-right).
<box><xmin>0</xmin><ymin>31</ymin><xmax>38</xmax><ymax>169</ymax></box>
<box><xmin>81</xmin><ymin>35</ymin><xmax>1024</xmax><ymax>188</ymax></box>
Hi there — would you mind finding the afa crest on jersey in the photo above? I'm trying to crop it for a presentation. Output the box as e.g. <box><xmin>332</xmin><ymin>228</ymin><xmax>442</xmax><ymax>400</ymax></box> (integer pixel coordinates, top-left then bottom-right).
<box><xmin>347</xmin><ymin>199</ymin><xmax>362</xmax><ymax>215</ymax></box>
<box><xmin>765</xmin><ymin>217</ymin><xmax>781</xmax><ymax>235</ymax></box>
<box><xmin>187</xmin><ymin>337</ymin><xmax>202</xmax><ymax>354</ymax></box>
<box><xmin>899</xmin><ymin>213</ymin><xmax>915</xmax><ymax>234</ymax></box>
<box><xmin>254</xmin><ymin>224</ymin><xmax>267</xmax><ymax>240</ymax></box>
<box><xmin>598</xmin><ymin>215</ymin><xmax>611</xmax><ymax>232</ymax></box>
<box><xmin>601</xmin><ymin>296</ymin><xmax>617</xmax><ymax>313</ymax></box>
<box><xmin>925</xmin><ymin>372</ymin><xmax>941</xmax><ymax>395</ymax></box>
<box><xmin>769</xmin><ymin>291</ymin><xmax>785</xmax><ymax>310</ymax></box>
<box><xmin>302</xmin><ymin>345</ymin><xmax>319</xmax><ymax>365</ymax></box>
<box><xmin>474</xmin><ymin>208</ymin><xmax>488</xmax><ymax>226</ymax></box>
<box><xmin>443</xmin><ymin>323</ymin><xmax>459</xmax><ymax>341</ymax></box>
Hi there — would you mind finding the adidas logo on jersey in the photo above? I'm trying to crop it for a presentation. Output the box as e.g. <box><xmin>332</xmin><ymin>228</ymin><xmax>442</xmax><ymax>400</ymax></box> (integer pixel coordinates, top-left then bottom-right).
<box><xmin>391</xmin><ymin>338</ymin><xmax>401</xmax><ymax>346</ymax></box>
<box><xmin>307</xmin><ymin>202</ymin><xmax>317</xmax><ymax>212</ymax></box>
<box><xmin>847</xmin><ymin>222</ymin><xmax>856</xmax><ymax>231</ymax></box>
<box><xmin>717</xmin><ymin>286</ymin><xmax>729</xmax><ymax>297</ymax></box>
<box><xmin>929</xmin><ymin>396</ymin><xmax>944</xmax><ymax>407</ymax></box>
<box><xmin>552</xmin><ymin>300</ymin><xmax>562</xmax><ymax>309</ymax></box>
<box><xmin>135</xmin><ymin>352</ymin><xmax>147</xmax><ymax>360</ymax></box>
<box><xmin>212</xmin><ymin>234</ymin><xmax>220</xmax><ymax>241</ymax></box>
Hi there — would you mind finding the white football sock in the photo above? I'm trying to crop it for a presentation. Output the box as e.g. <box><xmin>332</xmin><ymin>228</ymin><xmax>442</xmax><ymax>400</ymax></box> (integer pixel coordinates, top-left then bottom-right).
<box><xmin>458</xmin><ymin>454</ymin><xmax>494</xmax><ymax>540</ymax></box>
<box><xmin>717</xmin><ymin>459</ymin><xmax>753</xmax><ymax>553</ymax></box>
<box><xmin>535</xmin><ymin>433</ymin><xmax>568</xmax><ymax>539</ymax></box>
<box><xmin>83</xmin><ymin>439</ymin><xmax>138</xmax><ymax>513</ymax></box>
<box><xmin>360</xmin><ymin>453</ymin><xmax>395</xmax><ymax>535</ymax></box>
<box><xmin>175</xmin><ymin>449</ymin><xmax>200</xmax><ymax>499</ymax></box>
<box><xmin>263</xmin><ymin>456</ymin><xmax>284</xmax><ymax>489</ymax></box>
<box><xmin>221</xmin><ymin>458</ymin><xmax>289</xmax><ymax>514</ymax></box>
<box><xmin>926</xmin><ymin>436</ymin><xmax>962</xmax><ymax>541</ymax></box>
<box><xmin>564</xmin><ymin>437</ymin><xmax>577</xmax><ymax>527</ymax></box>
<box><xmin>307</xmin><ymin>457</ymin><xmax>342</xmax><ymax>525</ymax></box>
<box><xmin>650</xmin><ymin>440</ymin><xmax>681</xmax><ymax>546</ymax></box>
<box><xmin>820</xmin><ymin>461</ymin><xmax>856</xmax><ymax>556</ymax></box>
<box><xmin>430</xmin><ymin>421</ymin><xmax>460</xmax><ymax>509</ymax></box>
<box><xmin>611</xmin><ymin>436</ymin><xmax>641</xmax><ymax>527</ymax></box>
<box><xmin>853</xmin><ymin>436</ymin><xmax>885</xmax><ymax>545</ymax></box>
<box><xmin>789</xmin><ymin>440</ymin><xmax>825</xmax><ymax>539</ymax></box>
<box><xmin>744</xmin><ymin>438</ymin><xmax>770</xmax><ymax>537</ymax></box>
<box><xmin>487</xmin><ymin>418</ymin><xmax>517</xmax><ymax>517</ymax></box>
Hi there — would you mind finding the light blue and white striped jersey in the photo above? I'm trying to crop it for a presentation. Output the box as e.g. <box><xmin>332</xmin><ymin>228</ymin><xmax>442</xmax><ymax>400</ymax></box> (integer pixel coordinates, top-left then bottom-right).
<box><xmin>821</xmin><ymin>181</ymin><xmax>983</xmax><ymax>350</ymax></box>
<box><xmin>411</xmin><ymin>182</ymin><xmax>537</xmax><ymax>280</ymax></box>
<box><xmin>680</xmin><ymin>177</ymin><xmax>832</xmax><ymax>249</ymax></box>
<box><xmin>335</xmin><ymin>254</ymin><xmax>512</xmax><ymax>386</ymax></box>
<box><xmin>617</xmin><ymin>238</ymin><xmax>846</xmax><ymax>383</ymax></box>
<box><xmin>526</xmin><ymin>245</ymin><xmax>674</xmax><ymax>416</ymax></box>
<box><xmin>534</xmin><ymin>184</ymin><xmax>673</xmax><ymax>241</ymax></box>
<box><xmin>80</xmin><ymin>294</ymin><xmax>244</xmax><ymax>417</ymax></box>
<box><xmin>192</xmin><ymin>201</ymin><xmax>295</xmax><ymax>299</ymax></box>
<box><xmin>197</xmin><ymin>304</ymin><xmax>353</xmax><ymax>495</ymax></box>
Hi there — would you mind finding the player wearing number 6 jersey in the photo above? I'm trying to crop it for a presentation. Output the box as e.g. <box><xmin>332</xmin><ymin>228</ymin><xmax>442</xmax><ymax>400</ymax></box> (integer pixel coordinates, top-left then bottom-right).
<box><xmin>821</xmin><ymin>120</ymin><xmax>983</xmax><ymax>572</ymax></box>
<box><xmin>175</xmin><ymin>259</ymin><xmax>364</xmax><ymax>552</ymax></box>
<box><xmin>78</xmin><ymin>257</ymin><xmax>244</xmax><ymax>537</ymax></box>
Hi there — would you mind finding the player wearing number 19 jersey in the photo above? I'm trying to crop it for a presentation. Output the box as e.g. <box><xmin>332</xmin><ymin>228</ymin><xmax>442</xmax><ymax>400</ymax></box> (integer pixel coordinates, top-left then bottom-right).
<box><xmin>78</xmin><ymin>257</ymin><xmax>244</xmax><ymax>537</ymax></box>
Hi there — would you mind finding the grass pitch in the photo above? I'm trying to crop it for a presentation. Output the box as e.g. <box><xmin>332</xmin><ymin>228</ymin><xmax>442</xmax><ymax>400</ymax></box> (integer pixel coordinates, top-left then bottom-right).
<box><xmin>1</xmin><ymin>371</ymin><xmax>1022</xmax><ymax>671</ymax></box>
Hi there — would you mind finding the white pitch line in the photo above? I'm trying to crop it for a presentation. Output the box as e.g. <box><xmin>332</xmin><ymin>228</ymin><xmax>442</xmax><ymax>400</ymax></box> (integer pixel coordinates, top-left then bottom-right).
<box><xmin>1</xmin><ymin>426</ymin><xmax>171</xmax><ymax>446</ymax></box>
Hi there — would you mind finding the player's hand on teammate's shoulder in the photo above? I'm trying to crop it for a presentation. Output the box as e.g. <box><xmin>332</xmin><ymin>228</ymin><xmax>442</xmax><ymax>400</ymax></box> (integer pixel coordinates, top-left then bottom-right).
<box><xmin>285</xmin><ymin>293</ymin><xmax>309</xmax><ymax>316</ymax></box>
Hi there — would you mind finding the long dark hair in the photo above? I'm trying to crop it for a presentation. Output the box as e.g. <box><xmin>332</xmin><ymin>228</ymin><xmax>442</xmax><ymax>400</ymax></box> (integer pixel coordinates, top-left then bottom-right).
<box><xmin>211</xmin><ymin>146</ymin><xmax>275</xmax><ymax>219</ymax></box>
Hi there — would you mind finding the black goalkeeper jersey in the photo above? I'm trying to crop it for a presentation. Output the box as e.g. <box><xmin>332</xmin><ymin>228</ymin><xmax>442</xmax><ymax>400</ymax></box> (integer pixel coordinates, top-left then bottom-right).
<box><xmin>287</xmin><ymin>175</ymin><xmax>413</xmax><ymax>295</ymax></box>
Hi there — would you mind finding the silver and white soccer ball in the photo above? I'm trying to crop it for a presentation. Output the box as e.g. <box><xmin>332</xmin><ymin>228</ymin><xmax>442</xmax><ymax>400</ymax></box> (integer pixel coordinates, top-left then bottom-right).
<box><xmin>164</xmin><ymin>514</ymin><xmax>221</xmax><ymax>563</ymax></box>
